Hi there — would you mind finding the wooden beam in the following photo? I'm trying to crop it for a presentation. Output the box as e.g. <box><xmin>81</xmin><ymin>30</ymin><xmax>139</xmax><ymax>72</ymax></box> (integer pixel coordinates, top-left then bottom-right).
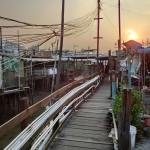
<box><xmin>0</xmin><ymin>72</ymin><xmax>99</xmax><ymax>138</ymax></box>
<box><xmin>118</xmin><ymin>89</ymin><xmax>132</xmax><ymax>150</ymax></box>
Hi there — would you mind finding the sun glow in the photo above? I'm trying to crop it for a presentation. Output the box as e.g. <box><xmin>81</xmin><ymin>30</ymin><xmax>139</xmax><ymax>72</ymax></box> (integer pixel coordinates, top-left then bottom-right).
<box><xmin>126</xmin><ymin>29</ymin><xmax>137</xmax><ymax>40</ymax></box>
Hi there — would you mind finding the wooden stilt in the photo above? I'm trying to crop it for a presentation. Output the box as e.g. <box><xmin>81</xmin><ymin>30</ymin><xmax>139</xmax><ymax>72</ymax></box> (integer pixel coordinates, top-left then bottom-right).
<box><xmin>19</xmin><ymin>97</ymin><xmax>30</xmax><ymax>131</ymax></box>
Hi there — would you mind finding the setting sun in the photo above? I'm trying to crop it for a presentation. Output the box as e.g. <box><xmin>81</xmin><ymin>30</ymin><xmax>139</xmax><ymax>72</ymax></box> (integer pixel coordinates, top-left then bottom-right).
<box><xmin>129</xmin><ymin>33</ymin><xmax>136</xmax><ymax>40</ymax></box>
<box><xmin>126</xmin><ymin>29</ymin><xmax>137</xmax><ymax>40</ymax></box>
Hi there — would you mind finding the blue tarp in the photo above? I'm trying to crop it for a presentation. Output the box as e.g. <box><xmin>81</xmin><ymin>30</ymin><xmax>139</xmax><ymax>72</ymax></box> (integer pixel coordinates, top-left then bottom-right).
<box><xmin>138</xmin><ymin>47</ymin><xmax>150</xmax><ymax>54</ymax></box>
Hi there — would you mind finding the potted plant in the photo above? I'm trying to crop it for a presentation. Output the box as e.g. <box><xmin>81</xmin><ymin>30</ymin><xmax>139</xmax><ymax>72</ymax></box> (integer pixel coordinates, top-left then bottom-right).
<box><xmin>136</xmin><ymin>129</ymin><xmax>143</xmax><ymax>140</ymax></box>
<box><xmin>143</xmin><ymin>127</ymin><xmax>150</xmax><ymax>138</ymax></box>
<box><xmin>136</xmin><ymin>122</ymin><xmax>145</xmax><ymax>130</ymax></box>
<box><xmin>111</xmin><ymin>82</ymin><xmax>145</xmax><ymax>126</ymax></box>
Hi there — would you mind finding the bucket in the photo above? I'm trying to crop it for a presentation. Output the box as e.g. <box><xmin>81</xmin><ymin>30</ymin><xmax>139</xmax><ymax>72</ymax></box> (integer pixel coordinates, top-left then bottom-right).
<box><xmin>130</xmin><ymin>125</ymin><xmax>137</xmax><ymax>149</ymax></box>
<box><xmin>113</xmin><ymin>125</ymin><xmax>136</xmax><ymax>150</ymax></box>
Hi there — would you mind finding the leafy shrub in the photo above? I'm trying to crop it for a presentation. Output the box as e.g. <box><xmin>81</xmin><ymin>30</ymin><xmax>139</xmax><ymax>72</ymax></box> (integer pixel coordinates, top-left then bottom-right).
<box><xmin>112</xmin><ymin>83</ymin><xmax>145</xmax><ymax>125</ymax></box>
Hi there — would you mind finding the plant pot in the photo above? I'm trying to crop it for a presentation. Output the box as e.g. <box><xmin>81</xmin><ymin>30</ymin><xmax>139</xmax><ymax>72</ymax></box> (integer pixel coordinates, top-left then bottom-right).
<box><xmin>143</xmin><ymin>127</ymin><xmax>150</xmax><ymax>138</ymax></box>
<box><xmin>136</xmin><ymin>134</ymin><xmax>143</xmax><ymax>140</ymax></box>
<box><xmin>145</xmin><ymin>89</ymin><xmax>150</xmax><ymax>94</ymax></box>
<box><xmin>145</xmin><ymin>117</ymin><xmax>150</xmax><ymax>126</ymax></box>
<box><xmin>136</xmin><ymin>129</ymin><xmax>143</xmax><ymax>140</ymax></box>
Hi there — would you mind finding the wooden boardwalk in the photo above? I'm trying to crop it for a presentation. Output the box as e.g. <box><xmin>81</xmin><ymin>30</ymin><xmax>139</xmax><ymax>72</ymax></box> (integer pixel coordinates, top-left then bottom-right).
<box><xmin>49</xmin><ymin>82</ymin><xmax>114</xmax><ymax>150</ymax></box>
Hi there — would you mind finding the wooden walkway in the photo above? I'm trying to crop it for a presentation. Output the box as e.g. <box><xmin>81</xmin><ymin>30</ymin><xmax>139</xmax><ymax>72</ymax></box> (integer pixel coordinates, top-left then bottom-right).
<box><xmin>49</xmin><ymin>82</ymin><xmax>114</xmax><ymax>150</ymax></box>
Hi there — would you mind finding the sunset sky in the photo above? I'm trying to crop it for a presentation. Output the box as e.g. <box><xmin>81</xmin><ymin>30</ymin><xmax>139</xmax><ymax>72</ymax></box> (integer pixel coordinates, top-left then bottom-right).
<box><xmin>0</xmin><ymin>0</ymin><xmax>150</xmax><ymax>53</ymax></box>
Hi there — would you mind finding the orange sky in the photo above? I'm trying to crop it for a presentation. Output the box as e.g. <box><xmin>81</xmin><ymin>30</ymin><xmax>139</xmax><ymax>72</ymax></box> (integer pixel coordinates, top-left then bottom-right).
<box><xmin>0</xmin><ymin>0</ymin><xmax>150</xmax><ymax>53</ymax></box>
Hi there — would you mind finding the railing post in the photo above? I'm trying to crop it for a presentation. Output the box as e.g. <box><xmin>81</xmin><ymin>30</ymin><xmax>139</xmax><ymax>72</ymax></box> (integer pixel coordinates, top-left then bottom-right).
<box><xmin>91</xmin><ymin>86</ymin><xmax>94</xmax><ymax>95</ymax></box>
<box><xmin>19</xmin><ymin>97</ymin><xmax>30</xmax><ymax>131</ymax></box>
<box><xmin>118</xmin><ymin>89</ymin><xmax>132</xmax><ymax>150</ymax></box>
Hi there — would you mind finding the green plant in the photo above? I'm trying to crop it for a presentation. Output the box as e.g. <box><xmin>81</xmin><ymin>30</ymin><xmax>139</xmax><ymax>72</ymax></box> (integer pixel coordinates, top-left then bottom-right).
<box><xmin>145</xmin><ymin>75</ymin><xmax>150</xmax><ymax>87</ymax></box>
<box><xmin>145</xmin><ymin>75</ymin><xmax>150</xmax><ymax>81</ymax></box>
<box><xmin>111</xmin><ymin>83</ymin><xmax>145</xmax><ymax>125</ymax></box>
<box><xmin>144</xmin><ymin>127</ymin><xmax>150</xmax><ymax>132</ymax></box>
<box><xmin>137</xmin><ymin>129</ymin><xmax>143</xmax><ymax>135</ymax></box>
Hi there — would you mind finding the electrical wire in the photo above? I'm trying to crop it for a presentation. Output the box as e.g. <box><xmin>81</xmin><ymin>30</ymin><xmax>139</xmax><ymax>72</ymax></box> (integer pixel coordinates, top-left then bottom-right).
<box><xmin>0</xmin><ymin>7</ymin><xmax>97</xmax><ymax>48</ymax></box>
<box><xmin>102</xmin><ymin>10</ymin><xmax>118</xmax><ymax>33</ymax></box>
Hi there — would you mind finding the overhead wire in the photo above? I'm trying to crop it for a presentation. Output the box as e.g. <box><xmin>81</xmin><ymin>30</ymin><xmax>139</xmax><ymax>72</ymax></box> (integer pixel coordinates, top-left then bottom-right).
<box><xmin>102</xmin><ymin>9</ymin><xmax>118</xmax><ymax>33</ymax></box>
<box><xmin>0</xmin><ymin>6</ymin><xmax>98</xmax><ymax>73</ymax></box>
<box><xmin>103</xmin><ymin>2</ymin><xmax>150</xmax><ymax>20</ymax></box>
<box><xmin>0</xmin><ymin>7</ymin><xmax>97</xmax><ymax>48</ymax></box>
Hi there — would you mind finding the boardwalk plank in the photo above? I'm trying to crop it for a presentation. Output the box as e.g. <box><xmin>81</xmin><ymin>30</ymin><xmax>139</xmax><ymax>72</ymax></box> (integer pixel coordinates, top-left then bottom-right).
<box><xmin>49</xmin><ymin>82</ymin><xmax>113</xmax><ymax>150</ymax></box>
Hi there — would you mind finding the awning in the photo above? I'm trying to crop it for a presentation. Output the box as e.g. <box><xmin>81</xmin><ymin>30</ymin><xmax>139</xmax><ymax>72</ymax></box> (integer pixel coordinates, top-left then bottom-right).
<box><xmin>123</xmin><ymin>40</ymin><xmax>143</xmax><ymax>50</ymax></box>
<box><xmin>23</xmin><ymin>57</ymin><xmax>74</xmax><ymax>62</ymax></box>
<box><xmin>23</xmin><ymin>58</ymin><xmax>53</xmax><ymax>62</ymax></box>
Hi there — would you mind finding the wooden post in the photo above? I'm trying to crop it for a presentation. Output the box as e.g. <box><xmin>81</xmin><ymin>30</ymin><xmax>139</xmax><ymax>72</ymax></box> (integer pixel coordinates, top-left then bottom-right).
<box><xmin>109</xmin><ymin>50</ymin><xmax>112</xmax><ymax>97</ymax></box>
<box><xmin>0</xmin><ymin>27</ymin><xmax>2</xmax><ymax>50</ymax></box>
<box><xmin>74</xmin><ymin>58</ymin><xmax>76</xmax><ymax>77</ymax></box>
<box><xmin>13</xmin><ymin>93</ymin><xmax>17</xmax><ymax>116</ymax></box>
<box><xmin>19</xmin><ymin>97</ymin><xmax>30</xmax><ymax>131</ymax></box>
<box><xmin>76</xmin><ymin>58</ymin><xmax>77</xmax><ymax>76</ymax></box>
<box><xmin>67</xmin><ymin>57</ymin><xmax>69</xmax><ymax>82</ymax></box>
<box><xmin>118</xmin><ymin>109</ymin><xmax>122</xmax><ymax>150</ymax></box>
<box><xmin>118</xmin><ymin>89</ymin><xmax>132</xmax><ymax>150</ymax></box>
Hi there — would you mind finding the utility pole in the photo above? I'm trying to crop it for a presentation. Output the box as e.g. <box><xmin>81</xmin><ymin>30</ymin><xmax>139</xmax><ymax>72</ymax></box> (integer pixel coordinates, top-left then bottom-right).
<box><xmin>53</xmin><ymin>0</ymin><xmax>65</xmax><ymax>134</ymax></box>
<box><xmin>94</xmin><ymin>0</ymin><xmax>103</xmax><ymax>72</ymax></box>
<box><xmin>55</xmin><ymin>0</ymin><xmax>65</xmax><ymax>91</ymax></box>
<box><xmin>117</xmin><ymin>0</ymin><xmax>121</xmax><ymax>87</ymax></box>
<box><xmin>118</xmin><ymin>0</ymin><xmax>121</xmax><ymax>50</ymax></box>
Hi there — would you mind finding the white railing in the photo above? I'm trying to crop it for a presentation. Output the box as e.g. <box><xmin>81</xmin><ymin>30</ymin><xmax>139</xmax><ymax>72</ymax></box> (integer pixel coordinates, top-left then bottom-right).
<box><xmin>4</xmin><ymin>75</ymin><xmax>100</xmax><ymax>150</ymax></box>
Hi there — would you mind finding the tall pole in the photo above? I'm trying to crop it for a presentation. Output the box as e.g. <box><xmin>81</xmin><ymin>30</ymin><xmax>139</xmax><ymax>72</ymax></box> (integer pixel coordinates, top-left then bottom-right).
<box><xmin>97</xmin><ymin>0</ymin><xmax>100</xmax><ymax>72</ymax></box>
<box><xmin>117</xmin><ymin>0</ymin><xmax>121</xmax><ymax>88</ymax></box>
<box><xmin>55</xmin><ymin>0</ymin><xmax>65</xmax><ymax>91</ymax></box>
<box><xmin>18</xmin><ymin>31</ymin><xmax>21</xmax><ymax>89</ymax></box>
<box><xmin>0</xmin><ymin>27</ymin><xmax>2</xmax><ymax>88</ymax></box>
<box><xmin>127</xmin><ymin>50</ymin><xmax>131</xmax><ymax>88</ymax></box>
<box><xmin>0</xmin><ymin>27</ymin><xmax>2</xmax><ymax>50</ymax></box>
<box><xmin>118</xmin><ymin>0</ymin><xmax>121</xmax><ymax>50</ymax></box>
<box><xmin>109</xmin><ymin>50</ymin><xmax>112</xmax><ymax>97</ymax></box>
<box><xmin>94</xmin><ymin>0</ymin><xmax>102</xmax><ymax>72</ymax></box>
